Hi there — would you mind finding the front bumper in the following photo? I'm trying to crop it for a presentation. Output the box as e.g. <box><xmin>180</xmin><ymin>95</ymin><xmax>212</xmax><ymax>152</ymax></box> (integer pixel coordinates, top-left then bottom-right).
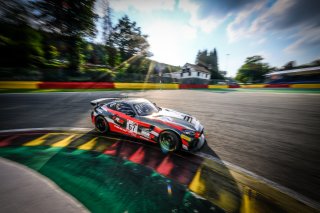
<box><xmin>181</xmin><ymin>133</ymin><xmax>206</xmax><ymax>151</ymax></box>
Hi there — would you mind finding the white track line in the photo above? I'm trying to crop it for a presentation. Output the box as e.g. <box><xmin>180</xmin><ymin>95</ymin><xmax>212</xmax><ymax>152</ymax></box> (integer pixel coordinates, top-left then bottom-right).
<box><xmin>0</xmin><ymin>127</ymin><xmax>319</xmax><ymax>210</ymax></box>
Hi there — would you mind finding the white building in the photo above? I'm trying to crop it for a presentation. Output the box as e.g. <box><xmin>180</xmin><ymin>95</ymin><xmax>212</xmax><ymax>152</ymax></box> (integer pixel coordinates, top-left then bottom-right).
<box><xmin>163</xmin><ymin>63</ymin><xmax>211</xmax><ymax>80</ymax></box>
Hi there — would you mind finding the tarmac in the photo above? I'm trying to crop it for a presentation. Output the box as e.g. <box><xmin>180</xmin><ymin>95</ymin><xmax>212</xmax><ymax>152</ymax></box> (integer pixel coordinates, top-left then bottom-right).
<box><xmin>0</xmin><ymin>157</ymin><xmax>88</xmax><ymax>213</ymax></box>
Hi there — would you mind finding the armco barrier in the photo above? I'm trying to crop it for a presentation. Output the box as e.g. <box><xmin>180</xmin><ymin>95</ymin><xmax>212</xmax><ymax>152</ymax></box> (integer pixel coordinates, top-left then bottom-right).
<box><xmin>114</xmin><ymin>83</ymin><xmax>179</xmax><ymax>89</ymax></box>
<box><xmin>38</xmin><ymin>82</ymin><xmax>115</xmax><ymax>89</ymax></box>
<box><xmin>0</xmin><ymin>81</ymin><xmax>40</xmax><ymax>89</ymax></box>
<box><xmin>179</xmin><ymin>84</ymin><xmax>208</xmax><ymax>89</ymax></box>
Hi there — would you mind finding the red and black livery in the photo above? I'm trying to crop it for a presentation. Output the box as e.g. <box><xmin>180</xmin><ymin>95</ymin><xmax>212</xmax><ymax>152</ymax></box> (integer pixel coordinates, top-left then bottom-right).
<box><xmin>91</xmin><ymin>98</ymin><xmax>206</xmax><ymax>152</ymax></box>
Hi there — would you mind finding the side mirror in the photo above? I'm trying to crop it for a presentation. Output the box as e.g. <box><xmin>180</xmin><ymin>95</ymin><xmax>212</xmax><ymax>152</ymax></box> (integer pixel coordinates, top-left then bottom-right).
<box><xmin>153</xmin><ymin>102</ymin><xmax>161</xmax><ymax>110</ymax></box>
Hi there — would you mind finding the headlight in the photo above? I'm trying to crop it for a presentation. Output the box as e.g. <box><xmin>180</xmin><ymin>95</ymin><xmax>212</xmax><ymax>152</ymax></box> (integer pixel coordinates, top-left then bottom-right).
<box><xmin>183</xmin><ymin>129</ymin><xmax>196</xmax><ymax>137</ymax></box>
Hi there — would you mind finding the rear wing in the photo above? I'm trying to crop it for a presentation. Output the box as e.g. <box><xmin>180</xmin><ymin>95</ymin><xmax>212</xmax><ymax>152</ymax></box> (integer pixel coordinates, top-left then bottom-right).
<box><xmin>90</xmin><ymin>98</ymin><xmax>121</xmax><ymax>106</ymax></box>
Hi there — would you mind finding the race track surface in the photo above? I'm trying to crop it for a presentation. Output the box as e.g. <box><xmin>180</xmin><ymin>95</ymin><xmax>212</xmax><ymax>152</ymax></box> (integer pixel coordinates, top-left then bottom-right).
<box><xmin>0</xmin><ymin>90</ymin><xmax>319</xmax><ymax>203</ymax></box>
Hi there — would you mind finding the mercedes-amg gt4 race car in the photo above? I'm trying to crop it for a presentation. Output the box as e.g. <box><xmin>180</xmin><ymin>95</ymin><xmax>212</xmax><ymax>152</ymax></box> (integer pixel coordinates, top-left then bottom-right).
<box><xmin>90</xmin><ymin>98</ymin><xmax>206</xmax><ymax>152</ymax></box>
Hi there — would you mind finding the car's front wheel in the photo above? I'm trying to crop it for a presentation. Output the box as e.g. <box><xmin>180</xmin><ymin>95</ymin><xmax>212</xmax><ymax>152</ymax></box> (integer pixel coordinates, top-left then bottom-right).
<box><xmin>95</xmin><ymin>116</ymin><xmax>109</xmax><ymax>134</ymax></box>
<box><xmin>159</xmin><ymin>130</ymin><xmax>181</xmax><ymax>152</ymax></box>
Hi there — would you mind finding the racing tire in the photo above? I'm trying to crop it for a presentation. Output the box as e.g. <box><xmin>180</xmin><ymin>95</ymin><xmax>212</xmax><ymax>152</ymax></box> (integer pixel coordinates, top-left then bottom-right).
<box><xmin>95</xmin><ymin>116</ymin><xmax>109</xmax><ymax>134</ymax></box>
<box><xmin>158</xmin><ymin>130</ymin><xmax>181</xmax><ymax>152</ymax></box>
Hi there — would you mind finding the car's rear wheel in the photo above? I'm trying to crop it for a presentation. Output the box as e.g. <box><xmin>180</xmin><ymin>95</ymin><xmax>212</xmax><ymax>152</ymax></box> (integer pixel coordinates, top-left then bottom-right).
<box><xmin>159</xmin><ymin>130</ymin><xmax>180</xmax><ymax>152</ymax></box>
<box><xmin>95</xmin><ymin>116</ymin><xmax>109</xmax><ymax>133</ymax></box>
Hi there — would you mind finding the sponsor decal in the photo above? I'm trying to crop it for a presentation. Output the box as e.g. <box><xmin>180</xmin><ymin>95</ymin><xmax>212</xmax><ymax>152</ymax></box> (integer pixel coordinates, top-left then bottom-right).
<box><xmin>112</xmin><ymin>115</ymin><xmax>127</xmax><ymax>128</ymax></box>
<box><xmin>140</xmin><ymin>128</ymin><xmax>150</xmax><ymax>138</ymax></box>
<box><xmin>114</xmin><ymin>116</ymin><xmax>125</xmax><ymax>125</ymax></box>
<box><xmin>150</xmin><ymin>131</ymin><xmax>159</xmax><ymax>137</ymax></box>
<box><xmin>181</xmin><ymin>134</ymin><xmax>191</xmax><ymax>142</ymax></box>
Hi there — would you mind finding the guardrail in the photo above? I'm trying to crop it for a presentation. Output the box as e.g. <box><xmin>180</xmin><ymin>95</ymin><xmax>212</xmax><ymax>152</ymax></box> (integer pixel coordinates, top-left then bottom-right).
<box><xmin>0</xmin><ymin>81</ymin><xmax>320</xmax><ymax>89</ymax></box>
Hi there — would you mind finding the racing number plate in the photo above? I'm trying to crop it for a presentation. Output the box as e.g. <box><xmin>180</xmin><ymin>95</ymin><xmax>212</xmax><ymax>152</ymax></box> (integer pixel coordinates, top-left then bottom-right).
<box><xmin>126</xmin><ymin>120</ymin><xmax>138</xmax><ymax>133</ymax></box>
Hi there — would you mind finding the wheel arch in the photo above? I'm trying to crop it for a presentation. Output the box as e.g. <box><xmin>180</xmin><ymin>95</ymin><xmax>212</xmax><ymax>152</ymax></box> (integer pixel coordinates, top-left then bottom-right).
<box><xmin>158</xmin><ymin>129</ymin><xmax>182</xmax><ymax>144</ymax></box>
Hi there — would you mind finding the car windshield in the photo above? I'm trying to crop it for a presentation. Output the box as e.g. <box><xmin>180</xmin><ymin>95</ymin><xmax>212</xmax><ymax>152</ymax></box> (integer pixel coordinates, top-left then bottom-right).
<box><xmin>133</xmin><ymin>102</ymin><xmax>159</xmax><ymax>116</ymax></box>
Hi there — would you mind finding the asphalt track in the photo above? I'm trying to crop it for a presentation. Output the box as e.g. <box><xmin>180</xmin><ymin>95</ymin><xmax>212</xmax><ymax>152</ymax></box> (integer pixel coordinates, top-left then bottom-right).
<box><xmin>0</xmin><ymin>90</ymin><xmax>320</xmax><ymax>204</ymax></box>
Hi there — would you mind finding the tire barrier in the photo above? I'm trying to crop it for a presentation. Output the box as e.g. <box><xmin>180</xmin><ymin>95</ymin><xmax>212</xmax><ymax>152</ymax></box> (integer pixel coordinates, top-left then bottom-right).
<box><xmin>1</xmin><ymin>81</ymin><xmax>320</xmax><ymax>90</ymax></box>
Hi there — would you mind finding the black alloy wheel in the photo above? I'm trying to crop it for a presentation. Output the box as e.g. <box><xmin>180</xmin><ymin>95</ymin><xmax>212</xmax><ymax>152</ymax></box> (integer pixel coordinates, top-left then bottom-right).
<box><xmin>95</xmin><ymin>116</ymin><xmax>109</xmax><ymax>133</ymax></box>
<box><xmin>159</xmin><ymin>131</ymin><xmax>180</xmax><ymax>152</ymax></box>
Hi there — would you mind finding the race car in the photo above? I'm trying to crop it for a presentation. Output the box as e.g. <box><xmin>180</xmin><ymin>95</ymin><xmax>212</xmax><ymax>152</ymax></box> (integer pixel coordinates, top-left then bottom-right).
<box><xmin>90</xmin><ymin>98</ymin><xmax>206</xmax><ymax>152</ymax></box>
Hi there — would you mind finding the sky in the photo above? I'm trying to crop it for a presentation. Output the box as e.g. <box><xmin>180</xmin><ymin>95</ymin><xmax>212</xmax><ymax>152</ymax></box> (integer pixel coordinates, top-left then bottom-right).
<box><xmin>95</xmin><ymin>0</ymin><xmax>320</xmax><ymax>77</ymax></box>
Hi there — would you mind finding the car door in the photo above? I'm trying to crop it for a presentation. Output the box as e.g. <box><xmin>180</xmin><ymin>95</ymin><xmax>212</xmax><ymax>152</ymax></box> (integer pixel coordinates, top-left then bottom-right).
<box><xmin>110</xmin><ymin>103</ymin><xmax>139</xmax><ymax>136</ymax></box>
<box><xmin>109</xmin><ymin>103</ymin><xmax>156</xmax><ymax>142</ymax></box>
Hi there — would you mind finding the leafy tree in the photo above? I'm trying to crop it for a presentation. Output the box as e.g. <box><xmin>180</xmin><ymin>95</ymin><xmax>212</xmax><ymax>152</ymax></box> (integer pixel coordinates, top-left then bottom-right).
<box><xmin>196</xmin><ymin>49</ymin><xmax>208</xmax><ymax>65</ymax></box>
<box><xmin>0</xmin><ymin>0</ymin><xmax>45</xmax><ymax>67</ymax></box>
<box><xmin>32</xmin><ymin>0</ymin><xmax>97</xmax><ymax>73</ymax></box>
<box><xmin>107</xmin><ymin>15</ymin><xmax>149</xmax><ymax>62</ymax></box>
<box><xmin>311</xmin><ymin>59</ymin><xmax>320</xmax><ymax>66</ymax></box>
<box><xmin>86</xmin><ymin>44</ymin><xmax>108</xmax><ymax>65</ymax></box>
<box><xmin>101</xmin><ymin>0</ymin><xmax>113</xmax><ymax>43</ymax></box>
<box><xmin>235</xmin><ymin>55</ymin><xmax>272</xmax><ymax>83</ymax></box>
<box><xmin>195</xmin><ymin>48</ymin><xmax>223</xmax><ymax>79</ymax></box>
<box><xmin>106</xmin><ymin>46</ymin><xmax>121</xmax><ymax>67</ymax></box>
<box><xmin>209</xmin><ymin>48</ymin><xmax>219</xmax><ymax>77</ymax></box>
<box><xmin>282</xmin><ymin>61</ymin><xmax>296</xmax><ymax>70</ymax></box>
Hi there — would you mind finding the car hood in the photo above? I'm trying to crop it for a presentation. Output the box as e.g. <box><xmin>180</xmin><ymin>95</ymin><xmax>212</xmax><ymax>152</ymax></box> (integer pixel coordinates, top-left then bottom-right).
<box><xmin>149</xmin><ymin>108</ymin><xmax>203</xmax><ymax>131</ymax></box>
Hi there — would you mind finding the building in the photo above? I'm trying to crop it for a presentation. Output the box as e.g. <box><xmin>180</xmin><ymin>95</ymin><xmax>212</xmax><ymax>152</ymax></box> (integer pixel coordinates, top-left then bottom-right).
<box><xmin>163</xmin><ymin>63</ymin><xmax>211</xmax><ymax>84</ymax></box>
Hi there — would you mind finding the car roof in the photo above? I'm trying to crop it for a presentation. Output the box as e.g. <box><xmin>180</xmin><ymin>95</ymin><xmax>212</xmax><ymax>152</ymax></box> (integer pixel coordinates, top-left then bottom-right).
<box><xmin>113</xmin><ymin>98</ymin><xmax>150</xmax><ymax>105</ymax></box>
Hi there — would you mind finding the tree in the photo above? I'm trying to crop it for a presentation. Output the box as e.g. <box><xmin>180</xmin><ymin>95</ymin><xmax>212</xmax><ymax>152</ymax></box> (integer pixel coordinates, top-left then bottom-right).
<box><xmin>107</xmin><ymin>15</ymin><xmax>149</xmax><ymax>62</ymax></box>
<box><xmin>196</xmin><ymin>49</ymin><xmax>208</xmax><ymax>65</ymax></box>
<box><xmin>106</xmin><ymin>46</ymin><xmax>121</xmax><ymax>67</ymax></box>
<box><xmin>235</xmin><ymin>55</ymin><xmax>272</xmax><ymax>83</ymax></box>
<box><xmin>311</xmin><ymin>59</ymin><xmax>320</xmax><ymax>66</ymax></box>
<box><xmin>195</xmin><ymin>48</ymin><xmax>223</xmax><ymax>79</ymax></box>
<box><xmin>32</xmin><ymin>0</ymin><xmax>97</xmax><ymax>73</ymax></box>
<box><xmin>282</xmin><ymin>61</ymin><xmax>296</xmax><ymax>70</ymax></box>
<box><xmin>0</xmin><ymin>0</ymin><xmax>44</xmax><ymax>67</ymax></box>
<box><xmin>209</xmin><ymin>48</ymin><xmax>219</xmax><ymax>76</ymax></box>
<box><xmin>101</xmin><ymin>0</ymin><xmax>113</xmax><ymax>43</ymax></box>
